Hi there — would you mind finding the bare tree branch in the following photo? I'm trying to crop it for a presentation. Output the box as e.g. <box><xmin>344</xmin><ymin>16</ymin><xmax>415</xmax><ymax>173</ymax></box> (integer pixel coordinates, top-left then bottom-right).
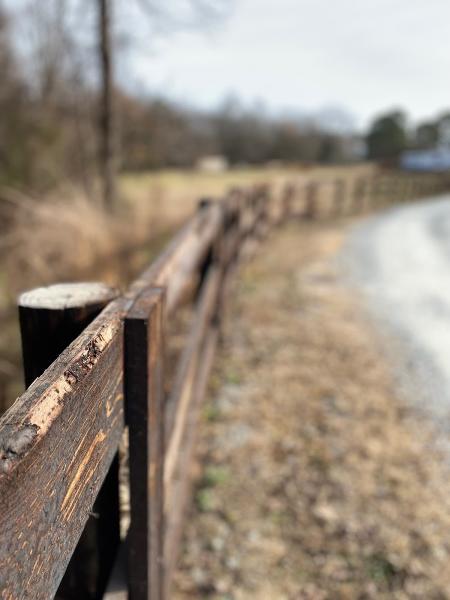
<box><xmin>98</xmin><ymin>0</ymin><xmax>116</xmax><ymax>211</ymax></box>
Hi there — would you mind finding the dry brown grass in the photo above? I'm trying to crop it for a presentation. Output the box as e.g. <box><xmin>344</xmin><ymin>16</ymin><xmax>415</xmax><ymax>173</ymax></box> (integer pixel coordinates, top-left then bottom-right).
<box><xmin>174</xmin><ymin>221</ymin><xmax>450</xmax><ymax>599</ymax></box>
<box><xmin>1</xmin><ymin>187</ymin><xmax>161</xmax><ymax>298</ymax></box>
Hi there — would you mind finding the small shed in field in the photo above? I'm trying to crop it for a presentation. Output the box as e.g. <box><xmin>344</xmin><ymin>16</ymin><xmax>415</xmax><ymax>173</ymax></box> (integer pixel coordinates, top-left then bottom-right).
<box><xmin>196</xmin><ymin>155</ymin><xmax>228</xmax><ymax>173</ymax></box>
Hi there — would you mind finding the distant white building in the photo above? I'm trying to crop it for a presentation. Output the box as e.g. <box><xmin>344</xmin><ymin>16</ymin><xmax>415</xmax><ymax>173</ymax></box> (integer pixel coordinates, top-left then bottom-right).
<box><xmin>400</xmin><ymin>147</ymin><xmax>450</xmax><ymax>172</ymax></box>
<box><xmin>196</xmin><ymin>155</ymin><xmax>228</xmax><ymax>173</ymax></box>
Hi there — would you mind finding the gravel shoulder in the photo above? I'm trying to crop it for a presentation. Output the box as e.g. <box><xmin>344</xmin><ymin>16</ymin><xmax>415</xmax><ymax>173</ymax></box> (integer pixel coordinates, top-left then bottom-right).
<box><xmin>174</xmin><ymin>220</ymin><xmax>450</xmax><ymax>599</ymax></box>
<box><xmin>344</xmin><ymin>195</ymin><xmax>450</xmax><ymax>433</ymax></box>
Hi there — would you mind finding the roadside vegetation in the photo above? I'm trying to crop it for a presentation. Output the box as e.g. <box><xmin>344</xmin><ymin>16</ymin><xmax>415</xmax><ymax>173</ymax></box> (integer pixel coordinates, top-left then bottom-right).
<box><xmin>174</xmin><ymin>221</ymin><xmax>450</xmax><ymax>599</ymax></box>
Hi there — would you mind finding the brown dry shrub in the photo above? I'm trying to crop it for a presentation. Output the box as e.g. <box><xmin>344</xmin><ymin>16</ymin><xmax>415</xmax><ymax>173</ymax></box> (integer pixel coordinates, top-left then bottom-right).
<box><xmin>0</xmin><ymin>185</ymin><xmax>169</xmax><ymax>300</ymax></box>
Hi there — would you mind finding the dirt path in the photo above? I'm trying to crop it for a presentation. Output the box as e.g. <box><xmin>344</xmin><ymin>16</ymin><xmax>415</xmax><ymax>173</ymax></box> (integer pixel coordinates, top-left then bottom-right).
<box><xmin>173</xmin><ymin>221</ymin><xmax>450</xmax><ymax>599</ymax></box>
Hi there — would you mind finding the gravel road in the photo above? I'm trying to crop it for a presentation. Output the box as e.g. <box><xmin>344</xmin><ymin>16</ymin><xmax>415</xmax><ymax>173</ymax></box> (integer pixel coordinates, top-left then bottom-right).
<box><xmin>344</xmin><ymin>195</ymin><xmax>450</xmax><ymax>429</ymax></box>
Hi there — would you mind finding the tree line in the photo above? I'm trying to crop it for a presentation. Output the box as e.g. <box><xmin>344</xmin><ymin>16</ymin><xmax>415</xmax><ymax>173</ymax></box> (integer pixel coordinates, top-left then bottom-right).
<box><xmin>0</xmin><ymin>2</ymin><xmax>360</xmax><ymax>198</ymax></box>
<box><xmin>366</xmin><ymin>110</ymin><xmax>450</xmax><ymax>161</ymax></box>
<box><xmin>0</xmin><ymin>2</ymin><xmax>447</xmax><ymax>202</ymax></box>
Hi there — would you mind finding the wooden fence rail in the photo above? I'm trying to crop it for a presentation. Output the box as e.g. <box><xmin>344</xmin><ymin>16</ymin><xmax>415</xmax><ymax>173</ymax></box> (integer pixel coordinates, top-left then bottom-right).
<box><xmin>0</xmin><ymin>169</ymin><xmax>449</xmax><ymax>600</ymax></box>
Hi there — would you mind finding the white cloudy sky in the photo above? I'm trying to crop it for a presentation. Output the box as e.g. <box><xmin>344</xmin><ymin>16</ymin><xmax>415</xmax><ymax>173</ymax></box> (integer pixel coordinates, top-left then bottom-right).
<box><xmin>126</xmin><ymin>0</ymin><xmax>450</xmax><ymax>129</ymax></box>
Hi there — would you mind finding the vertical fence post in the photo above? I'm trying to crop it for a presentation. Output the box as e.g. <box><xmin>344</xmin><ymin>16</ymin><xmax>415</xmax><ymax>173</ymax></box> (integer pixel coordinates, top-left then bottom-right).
<box><xmin>401</xmin><ymin>176</ymin><xmax>408</xmax><ymax>203</ymax></box>
<box><xmin>354</xmin><ymin>176</ymin><xmax>367</xmax><ymax>213</ymax></box>
<box><xmin>19</xmin><ymin>282</ymin><xmax>118</xmax><ymax>387</ymax></box>
<box><xmin>304</xmin><ymin>180</ymin><xmax>318</xmax><ymax>219</ymax></box>
<box><xmin>125</xmin><ymin>287</ymin><xmax>165</xmax><ymax>600</ymax></box>
<box><xmin>379</xmin><ymin>176</ymin><xmax>387</xmax><ymax>206</ymax></box>
<box><xmin>281</xmin><ymin>182</ymin><xmax>295</xmax><ymax>223</ymax></box>
<box><xmin>334</xmin><ymin>178</ymin><xmax>345</xmax><ymax>217</ymax></box>
<box><xmin>369</xmin><ymin>175</ymin><xmax>379</xmax><ymax>211</ymax></box>
<box><xmin>257</xmin><ymin>185</ymin><xmax>270</xmax><ymax>238</ymax></box>
<box><xmin>390</xmin><ymin>176</ymin><xmax>398</xmax><ymax>204</ymax></box>
<box><xmin>349</xmin><ymin>177</ymin><xmax>358</xmax><ymax>215</ymax></box>
<box><xmin>360</xmin><ymin>177</ymin><xmax>369</xmax><ymax>212</ymax></box>
<box><xmin>18</xmin><ymin>282</ymin><xmax>121</xmax><ymax>600</ymax></box>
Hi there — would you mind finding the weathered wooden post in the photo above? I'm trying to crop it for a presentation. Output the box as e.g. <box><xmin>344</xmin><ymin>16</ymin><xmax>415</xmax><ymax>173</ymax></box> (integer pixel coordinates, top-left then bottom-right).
<box><xmin>334</xmin><ymin>178</ymin><xmax>345</xmax><ymax>217</ymax></box>
<box><xmin>360</xmin><ymin>177</ymin><xmax>369</xmax><ymax>212</ymax></box>
<box><xmin>369</xmin><ymin>175</ymin><xmax>380</xmax><ymax>211</ymax></box>
<box><xmin>275</xmin><ymin>183</ymin><xmax>295</xmax><ymax>225</ymax></box>
<box><xmin>403</xmin><ymin>177</ymin><xmax>410</xmax><ymax>202</ymax></box>
<box><xmin>354</xmin><ymin>176</ymin><xmax>368</xmax><ymax>214</ymax></box>
<box><xmin>19</xmin><ymin>283</ymin><xmax>118</xmax><ymax>387</ymax></box>
<box><xmin>304</xmin><ymin>180</ymin><xmax>318</xmax><ymax>219</ymax></box>
<box><xmin>219</xmin><ymin>192</ymin><xmax>240</xmax><ymax>269</ymax></box>
<box><xmin>125</xmin><ymin>287</ymin><xmax>165</xmax><ymax>600</ymax></box>
<box><xmin>390</xmin><ymin>176</ymin><xmax>399</xmax><ymax>205</ymax></box>
<box><xmin>378</xmin><ymin>175</ymin><xmax>385</xmax><ymax>207</ymax></box>
<box><xmin>380</xmin><ymin>175</ymin><xmax>388</xmax><ymax>206</ymax></box>
<box><xmin>18</xmin><ymin>282</ymin><xmax>120</xmax><ymax>600</ymax></box>
<box><xmin>256</xmin><ymin>185</ymin><xmax>270</xmax><ymax>238</ymax></box>
<box><xmin>281</xmin><ymin>182</ymin><xmax>295</xmax><ymax>224</ymax></box>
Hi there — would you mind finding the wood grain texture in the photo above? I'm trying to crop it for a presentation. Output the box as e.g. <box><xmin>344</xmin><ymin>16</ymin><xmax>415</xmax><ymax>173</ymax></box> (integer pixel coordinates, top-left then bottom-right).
<box><xmin>18</xmin><ymin>282</ymin><xmax>121</xmax><ymax>600</ymax></box>
<box><xmin>125</xmin><ymin>288</ymin><xmax>165</xmax><ymax>600</ymax></box>
<box><xmin>0</xmin><ymin>302</ymin><xmax>126</xmax><ymax>600</ymax></box>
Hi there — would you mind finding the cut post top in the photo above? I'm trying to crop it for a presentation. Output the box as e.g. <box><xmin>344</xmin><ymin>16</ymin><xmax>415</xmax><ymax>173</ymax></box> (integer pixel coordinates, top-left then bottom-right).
<box><xmin>18</xmin><ymin>282</ymin><xmax>119</xmax><ymax>310</ymax></box>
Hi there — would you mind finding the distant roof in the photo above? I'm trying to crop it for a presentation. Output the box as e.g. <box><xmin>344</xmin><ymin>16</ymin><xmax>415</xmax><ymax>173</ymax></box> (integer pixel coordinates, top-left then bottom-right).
<box><xmin>401</xmin><ymin>147</ymin><xmax>450</xmax><ymax>172</ymax></box>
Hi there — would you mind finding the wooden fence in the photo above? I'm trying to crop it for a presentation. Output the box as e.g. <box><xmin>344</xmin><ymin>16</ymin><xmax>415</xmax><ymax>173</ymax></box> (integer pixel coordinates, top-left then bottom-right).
<box><xmin>0</xmin><ymin>169</ymin><xmax>448</xmax><ymax>600</ymax></box>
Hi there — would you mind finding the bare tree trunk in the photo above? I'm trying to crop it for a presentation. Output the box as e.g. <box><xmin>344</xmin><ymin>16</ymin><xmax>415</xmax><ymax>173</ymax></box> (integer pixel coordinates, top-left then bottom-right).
<box><xmin>98</xmin><ymin>0</ymin><xmax>116</xmax><ymax>211</ymax></box>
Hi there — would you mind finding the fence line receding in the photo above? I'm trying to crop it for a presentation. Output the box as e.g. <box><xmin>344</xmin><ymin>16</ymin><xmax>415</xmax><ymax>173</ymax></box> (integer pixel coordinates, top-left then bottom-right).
<box><xmin>0</xmin><ymin>169</ymin><xmax>448</xmax><ymax>600</ymax></box>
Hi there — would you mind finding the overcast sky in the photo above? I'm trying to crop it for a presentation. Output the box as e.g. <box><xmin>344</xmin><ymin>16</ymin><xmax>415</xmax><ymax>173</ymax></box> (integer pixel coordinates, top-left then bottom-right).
<box><xmin>127</xmin><ymin>0</ymin><xmax>450</xmax><ymax>129</ymax></box>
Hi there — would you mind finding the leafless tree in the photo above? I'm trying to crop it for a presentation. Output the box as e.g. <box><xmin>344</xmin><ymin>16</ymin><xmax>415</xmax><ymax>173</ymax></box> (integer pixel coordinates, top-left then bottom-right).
<box><xmin>98</xmin><ymin>0</ymin><xmax>115</xmax><ymax>211</ymax></box>
<box><xmin>97</xmin><ymin>0</ymin><xmax>233</xmax><ymax>211</ymax></box>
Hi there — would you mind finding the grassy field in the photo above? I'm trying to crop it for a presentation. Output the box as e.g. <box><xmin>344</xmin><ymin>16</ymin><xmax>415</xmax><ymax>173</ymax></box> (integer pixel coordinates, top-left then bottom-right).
<box><xmin>119</xmin><ymin>163</ymin><xmax>375</xmax><ymax>214</ymax></box>
<box><xmin>119</xmin><ymin>167</ymin><xmax>293</xmax><ymax>231</ymax></box>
